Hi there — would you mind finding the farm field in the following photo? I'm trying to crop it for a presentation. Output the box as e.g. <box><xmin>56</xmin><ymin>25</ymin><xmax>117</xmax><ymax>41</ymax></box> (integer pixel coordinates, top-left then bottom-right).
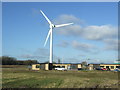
<box><xmin>2</xmin><ymin>65</ymin><xmax>120</xmax><ymax>88</ymax></box>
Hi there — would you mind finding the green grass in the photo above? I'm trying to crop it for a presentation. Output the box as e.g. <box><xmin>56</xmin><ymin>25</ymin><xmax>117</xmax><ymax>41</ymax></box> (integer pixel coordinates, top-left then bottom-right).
<box><xmin>2</xmin><ymin>66</ymin><xmax>119</xmax><ymax>88</ymax></box>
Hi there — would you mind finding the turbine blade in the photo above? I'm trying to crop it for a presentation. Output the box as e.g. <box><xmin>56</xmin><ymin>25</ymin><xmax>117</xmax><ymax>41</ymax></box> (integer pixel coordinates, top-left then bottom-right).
<box><xmin>44</xmin><ymin>29</ymin><xmax>51</xmax><ymax>47</ymax></box>
<box><xmin>40</xmin><ymin>10</ymin><xmax>52</xmax><ymax>25</ymax></box>
<box><xmin>55</xmin><ymin>23</ymin><xmax>73</xmax><ymax>28</ymax></box>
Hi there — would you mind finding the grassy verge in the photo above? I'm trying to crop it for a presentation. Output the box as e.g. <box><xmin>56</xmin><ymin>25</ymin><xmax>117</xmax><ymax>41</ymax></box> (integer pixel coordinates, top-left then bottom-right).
<box><xmin>2</xmin><ymin>66</ymin><xmax>119</xmax><ymax>88</ymax></box>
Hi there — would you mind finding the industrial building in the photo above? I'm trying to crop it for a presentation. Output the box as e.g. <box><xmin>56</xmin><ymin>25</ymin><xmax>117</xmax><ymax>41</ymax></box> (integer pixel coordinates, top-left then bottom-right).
<box><xmin>100</xmin><ymin>64</ymin><xmax>120</xmax><ymax>70</ymax></box>
<box><xmin>32</xmin><ymin>63</ymin><xmax>120</xmax><ymax>71</ymax></box>
<box><xmin>88</xmin><ymin>63</ymin><xmax>120</xmax><ymax>70</ymax></box>
<box><xmin>32</xmin><ymin>63</ymin><xmax>82</xmax><ymax>70</ymax></box>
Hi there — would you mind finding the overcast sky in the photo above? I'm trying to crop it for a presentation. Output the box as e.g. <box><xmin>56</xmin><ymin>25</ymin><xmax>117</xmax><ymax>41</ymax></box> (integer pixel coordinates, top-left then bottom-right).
<box><xmin>2</xmin><ymin>2</ymin><xmax>118</xmax><ymax>63</ymax></box>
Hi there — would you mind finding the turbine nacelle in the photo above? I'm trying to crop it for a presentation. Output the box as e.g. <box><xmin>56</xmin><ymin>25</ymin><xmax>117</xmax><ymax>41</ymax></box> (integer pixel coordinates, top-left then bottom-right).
<box><xmin>50</xmin><ymin>24</ymin><xmax>55</xmax><ymax>29</ymax></box>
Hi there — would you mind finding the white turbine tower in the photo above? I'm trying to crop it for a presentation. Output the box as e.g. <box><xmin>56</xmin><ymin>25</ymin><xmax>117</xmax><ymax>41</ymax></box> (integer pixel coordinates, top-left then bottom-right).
<box><xmin>40</xmin><ymin>10</ymin><xmax>73</xmax><ymax>63</ymax></box>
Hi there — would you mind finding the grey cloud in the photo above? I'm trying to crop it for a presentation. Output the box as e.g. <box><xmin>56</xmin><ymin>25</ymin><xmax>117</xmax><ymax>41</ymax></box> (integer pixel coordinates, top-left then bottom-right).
<box><xmin>78</xmin><ymin>54</ymin><xmax>86</xmax><ymax>57</ymax></box>
<box><xmin>20</xmin><ymin>54</ymin><xmax>46</xmax><ymax>59</ymax></box>
<box><xmin>71</xmin><ymin>40</ymin><xmax>96</xmax><ymax>52</ymax></box>
<box><xmin>34</xmin><ymin>48</ymin><xmax>49</xmax><ymax>56</ymax></box>
<box><xmin>53</xmin><ymin>14</ymin><xmax>84</xmax><ymax>25</ymax></box>
<box><xmin>56</xmin><ymin>25</ymin><xmax>83</xmax><ymax>36</ymax></box>
<box><xmin>56</xmin><ymin>40</ymin><xmax>100</xmax><ymax>54</ymax></box>
<box><xmin>82</xmin><ymin>25</ymin><xmax>117</xmax><ymax>40</ymax></box>
<box><xmin>19</xmin><ymin>48</ymin><xmax>60</xmax><ymax>63</ymax></box>
<box><xmin>57</xmin><ymin>41</ymin><xmax>69</xmax><ymax>48</ymax></box>
<box><xmin>54</xmin><ymin>14</ymin><xmax>118</xmax><ymax>52</ymax></box>
<box><xmin>56</xmin><ymin>24</ymin><xmax>117</xmax><ymax>41</ymax></box>
<box><xmin>53</xmin><ymin>15</ymin><xmax>117</xmax><ymax>41</ymax></box>
<box><xmin>19</xmin><ymin>48</ymin><xmax>49</xmax><ymax>60</ymax></box>
<box><xmin>103</xmin><ymin>39</ymin><xmax>118</xmax><ymax>51</ymax></box>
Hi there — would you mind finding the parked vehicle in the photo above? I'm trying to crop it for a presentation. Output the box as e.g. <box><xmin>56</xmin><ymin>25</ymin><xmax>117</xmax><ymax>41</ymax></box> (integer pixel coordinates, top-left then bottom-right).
<box><xmin>113</xmin><ymin>68</ymin><xmax>120</xmax><ymax>72</ymax></box>
<box><xmin>95</xmin><ymin>67</ymin><xmax>102</xmax><ymax>70</ymax></box>
<box><xmin>55</xmin><ymin>67</ymin><xmax>67</xmax><ymax>71</ymax></box>
<box><xmin>101</xmin><ymin>68</ymin><xmax>107</xmax><ymax>71</ymax></box>
<box><xmin>78</xmin><ymin>68</ymin><xmax>83</xmax><ymax>70</ymax></box>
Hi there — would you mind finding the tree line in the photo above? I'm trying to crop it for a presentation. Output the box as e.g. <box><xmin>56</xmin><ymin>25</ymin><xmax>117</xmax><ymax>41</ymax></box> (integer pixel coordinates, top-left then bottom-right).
<box><xmin>0</xmin><ymin>56</ymin><xmax>39</xmax><ymax>65</ymax></box>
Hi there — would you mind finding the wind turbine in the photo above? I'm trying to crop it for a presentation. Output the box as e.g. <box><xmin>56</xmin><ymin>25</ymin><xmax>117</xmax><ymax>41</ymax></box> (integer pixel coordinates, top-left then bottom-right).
<box><xmin>40</xmin><ymin>10</ymin><xmax>73</xmax><ymax>63</ymax></box>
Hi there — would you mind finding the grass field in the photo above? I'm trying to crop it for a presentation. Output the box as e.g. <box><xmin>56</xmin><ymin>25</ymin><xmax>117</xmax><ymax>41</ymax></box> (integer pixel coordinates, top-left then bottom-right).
<box><xmin>2</xmin><ymin>65</ymin><xmax>120</xmax><ymax>88</ymax></box>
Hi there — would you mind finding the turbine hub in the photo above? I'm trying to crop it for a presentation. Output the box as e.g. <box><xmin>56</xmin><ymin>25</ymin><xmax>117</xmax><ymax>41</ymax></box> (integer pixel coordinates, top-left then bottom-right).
<box><xmin>50</xmin><ymin>24</ymin><xmax>55</xmax><ymax>29</ymax></box>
